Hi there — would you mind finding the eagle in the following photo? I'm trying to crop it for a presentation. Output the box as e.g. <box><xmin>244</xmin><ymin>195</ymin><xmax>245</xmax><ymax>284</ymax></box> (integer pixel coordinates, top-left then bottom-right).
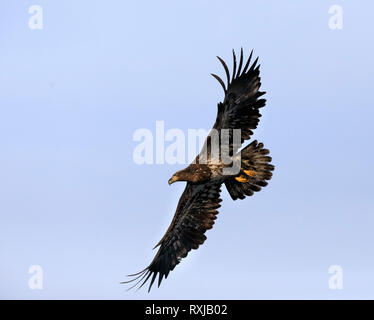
<box><xmin>124</xmin><ymin>48</ymin><xmax>274</xmax><ymax>291</ymax></box>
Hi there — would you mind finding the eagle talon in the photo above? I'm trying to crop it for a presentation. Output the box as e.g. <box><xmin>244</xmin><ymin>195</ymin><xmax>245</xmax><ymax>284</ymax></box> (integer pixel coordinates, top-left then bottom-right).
<box><xmin>235</xmin><ymin>175</ymin><xmax>249</xmax><ymax>183</ymax></box>
<box><xmin>243</xmin><ymin>170</ymin><xmax>256</xmax><ymax>177</ymax></box>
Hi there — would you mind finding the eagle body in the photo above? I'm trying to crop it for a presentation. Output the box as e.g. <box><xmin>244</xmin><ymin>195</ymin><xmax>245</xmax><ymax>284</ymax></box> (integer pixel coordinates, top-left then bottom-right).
<box><xmin>125</xmin><ymin>49</ymin><xmax>274</xmax><ymax>291</ymax></box>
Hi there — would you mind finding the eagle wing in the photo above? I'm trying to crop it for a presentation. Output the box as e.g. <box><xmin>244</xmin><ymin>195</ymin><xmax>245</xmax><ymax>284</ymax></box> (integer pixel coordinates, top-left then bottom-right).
<box><xmin>124</xmin><ymin>181</ymin><xmax>222</xmax><ymax>291</ymax></box>
<box><xmin>199</xmin><ymin>49</ymin><xmax>266</xmax><ymax>161</ymax></box>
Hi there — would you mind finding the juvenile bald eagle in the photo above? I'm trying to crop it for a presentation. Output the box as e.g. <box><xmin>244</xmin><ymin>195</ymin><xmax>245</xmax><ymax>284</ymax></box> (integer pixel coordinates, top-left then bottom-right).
<box><xmin>124</xmin><ymin>49</ymin><xmax>274</xmax><ymax>291</ymax></box>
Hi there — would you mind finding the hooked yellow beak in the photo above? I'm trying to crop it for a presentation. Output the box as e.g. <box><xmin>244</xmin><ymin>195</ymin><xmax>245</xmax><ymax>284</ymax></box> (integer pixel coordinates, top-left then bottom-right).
<box><xmin>168</xmin><ymin>175</ymin><xmax>178</xmax><ymax>185</ymax></box>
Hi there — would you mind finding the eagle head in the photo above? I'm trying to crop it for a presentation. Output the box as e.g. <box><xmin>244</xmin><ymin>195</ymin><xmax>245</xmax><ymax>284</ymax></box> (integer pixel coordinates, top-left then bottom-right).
<box><xmin>168</xmin><ymin>165</ymin><xmax>210</xmax><ymax>185</ymax></box>
<box><xmin>168</xmin><ymin>168</ymin><xmax>191</xmax><ymax>185</ymax></box>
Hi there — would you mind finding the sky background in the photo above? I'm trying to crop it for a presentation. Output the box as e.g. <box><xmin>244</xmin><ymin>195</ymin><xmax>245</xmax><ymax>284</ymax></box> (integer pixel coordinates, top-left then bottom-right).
<box><xmin>1</xmin><ymin>0</ymin><xmax>374</xmax><ymax>299</ymax></box>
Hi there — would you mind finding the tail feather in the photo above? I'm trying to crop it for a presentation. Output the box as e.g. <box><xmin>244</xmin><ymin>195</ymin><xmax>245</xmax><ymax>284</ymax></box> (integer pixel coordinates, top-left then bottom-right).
<box><xmin>225</xmin><ymin>140</ymin><xmax>274</xmax><ymax>200</ymax></box>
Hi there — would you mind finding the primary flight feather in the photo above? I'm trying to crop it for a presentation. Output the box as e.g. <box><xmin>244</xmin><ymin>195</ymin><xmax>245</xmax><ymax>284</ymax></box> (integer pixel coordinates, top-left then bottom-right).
<box><xmin>124</xmin><ymin>48</ymin><xmax>274</xmax><ymax>291</ymax></box>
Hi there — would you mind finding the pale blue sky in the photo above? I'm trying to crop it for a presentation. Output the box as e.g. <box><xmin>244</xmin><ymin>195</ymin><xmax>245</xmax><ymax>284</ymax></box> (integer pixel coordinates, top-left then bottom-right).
<box><xmin>1</xmin><ymin>0</ymin><xmax>374</xmax><ymax>299</ymax></box>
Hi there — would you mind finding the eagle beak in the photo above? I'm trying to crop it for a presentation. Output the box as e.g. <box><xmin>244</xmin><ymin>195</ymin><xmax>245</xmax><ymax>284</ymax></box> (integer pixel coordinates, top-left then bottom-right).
<box><xmin>168</xmin><ymin>176</ymin><xmax>178</xmax><ymax>185</ymax></box>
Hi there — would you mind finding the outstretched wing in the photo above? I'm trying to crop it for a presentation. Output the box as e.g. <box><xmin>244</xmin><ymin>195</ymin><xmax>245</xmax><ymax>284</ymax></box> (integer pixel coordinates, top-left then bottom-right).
<box><xmin>203</xmin><ymin>48</ymin><xmax>266</xmax><ymax>158</ymax></box>
<box><xmin>123</xmin><ymin>181</ymin><xmax>222</xmax><ymax>292</ymax></box>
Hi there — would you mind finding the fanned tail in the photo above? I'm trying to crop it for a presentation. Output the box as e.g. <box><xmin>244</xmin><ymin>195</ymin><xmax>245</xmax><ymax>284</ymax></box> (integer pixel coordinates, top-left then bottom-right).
<box><xmin>225</xmin><ymin>140</ymin><xmax>274</xmax><ymax>200</ymax></box>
